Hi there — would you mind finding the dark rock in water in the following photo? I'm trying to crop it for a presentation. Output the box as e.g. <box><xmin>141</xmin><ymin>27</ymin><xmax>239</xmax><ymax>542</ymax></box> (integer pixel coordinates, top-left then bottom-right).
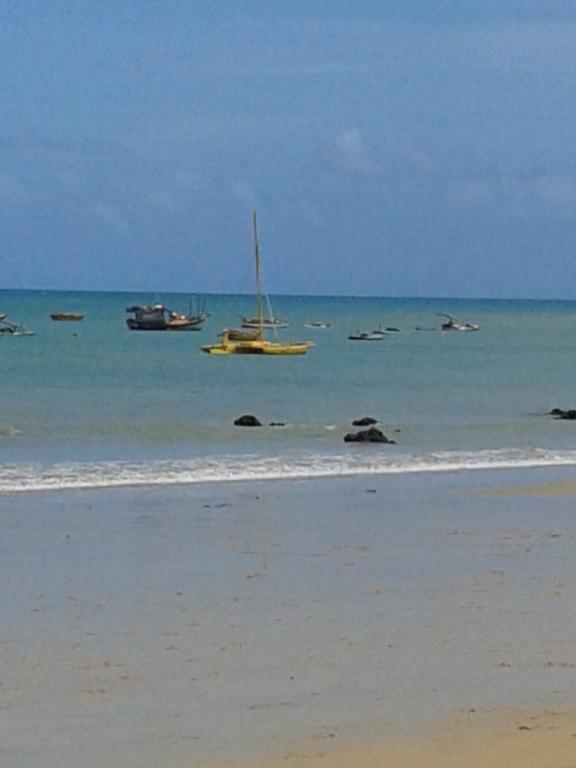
<box><xmin>551</xmin><ymin>408</ymin><xmax>576</xmax><ymax>420</ymax></box>
<box><xmin>234</xmin><ymin>414</ymin><xmax>262</xmax><ymax>427</ymax></box>
<box><xmin>269</xmin><ymin>422</ymin><xmax>286</xmax><ymax>427</ymax></box>
<box><xmin>344</xmin><ymin>427</ymin><xmax>396</xmax><ymax>444</ymax></box>
<box><xmin>352</xmin><ymin>416</ymin><xmax>378</xmax><ymax>427</ymax></box>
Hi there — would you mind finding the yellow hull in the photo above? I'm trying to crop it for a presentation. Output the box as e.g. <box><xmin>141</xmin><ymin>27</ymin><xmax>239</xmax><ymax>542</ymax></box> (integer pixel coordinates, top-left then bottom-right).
<box><xmin>202</xmin><ymin>339</ymin><xmax>313</xmax><ymax>355</ymax></box>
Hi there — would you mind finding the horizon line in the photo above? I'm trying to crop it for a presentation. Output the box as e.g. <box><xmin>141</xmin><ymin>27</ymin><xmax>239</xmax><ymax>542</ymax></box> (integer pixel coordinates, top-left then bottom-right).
<box><xmin>1</xmin><ymin>287</ymin><xmax>576</xmax><ymax>304</ymax></box>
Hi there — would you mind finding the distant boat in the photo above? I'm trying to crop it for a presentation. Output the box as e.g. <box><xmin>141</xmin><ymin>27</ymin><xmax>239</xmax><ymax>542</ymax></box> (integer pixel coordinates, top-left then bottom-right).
<box><xmin>126</xmin><ymin>302</ymin><xmax>206</xmax><ymax>331</ymax></box>
<box><xmin>370</xmin><ymin>325</ymin><xmax>387</xmax><ymax>338</ymax></box>
<box><xmin>50</xmin><ymin>312</ymin><xmax>84</xmax><ymax>322</ymax></box>
<box><xmin>439</xmin><ymin>314</ymin><xmax>480</xmax><ymax>332</ymax></box>
<box><xmin>241</xmin><ymin>315</ymin><xmax>289</xmax><ymax>330</ymax></box>
<box><xmin>0</xmin><ymin>318</ymin><xmax>35</xmax><ymax>337</ymax></box>
<box><xmin>240</xmin><ymin>285</ymin><xmax>288</xmax><ymax>329</ymax></box>
<box><xmin>348</xmin><ymin>331</ymin><xmax>386</xmax><ymax>341</ymax></box>
<box><xmin>220</xmin><ymin>328</ymin><xmax>260</xmax><ymax>342</ymax></box>
<box><xmin>303</xmin><ymin>321</ymin><xmax>331</xmax><ymax>329</ymax></box>
<box><xmin>202</xmin><ymin>213</ymin><xmax>313</xmax><ymax>356</ymax></box>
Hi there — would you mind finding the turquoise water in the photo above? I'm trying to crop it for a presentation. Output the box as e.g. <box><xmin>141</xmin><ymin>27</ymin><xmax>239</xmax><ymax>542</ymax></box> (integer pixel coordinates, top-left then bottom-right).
<box><xmin>2</xmin><ymin>289</ymin><xmax>576</xmax><ymax>492</ymax></box>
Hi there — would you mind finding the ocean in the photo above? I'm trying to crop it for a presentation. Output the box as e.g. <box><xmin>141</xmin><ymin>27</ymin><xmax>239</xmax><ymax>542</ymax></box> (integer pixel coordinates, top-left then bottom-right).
<box><xmin>2</xmin><ymin>289</ymin><xmax>576</xmax><ymax>494</ymax></box>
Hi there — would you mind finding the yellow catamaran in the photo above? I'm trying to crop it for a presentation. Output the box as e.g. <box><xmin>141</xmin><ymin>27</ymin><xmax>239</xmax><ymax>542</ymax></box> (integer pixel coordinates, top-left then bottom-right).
<box><xmin>202</xmin><ymin>213</ymin><xmax>313</xmax><ymax>356</ymax></box>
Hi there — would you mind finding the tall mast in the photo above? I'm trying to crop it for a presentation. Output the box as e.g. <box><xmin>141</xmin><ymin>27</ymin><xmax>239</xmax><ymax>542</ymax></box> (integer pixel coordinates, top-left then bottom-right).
<box><xmin>252</xmin><ymin>211</ymin><xmax>263</xmax><ymax>337</ymax></box>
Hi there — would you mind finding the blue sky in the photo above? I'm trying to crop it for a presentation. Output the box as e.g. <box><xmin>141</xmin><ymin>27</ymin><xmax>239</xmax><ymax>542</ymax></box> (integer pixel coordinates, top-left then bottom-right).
<box><xmin>2</xmin><ymin>1</ymin><xmax>576</xmax><ymax>297</ymax></box>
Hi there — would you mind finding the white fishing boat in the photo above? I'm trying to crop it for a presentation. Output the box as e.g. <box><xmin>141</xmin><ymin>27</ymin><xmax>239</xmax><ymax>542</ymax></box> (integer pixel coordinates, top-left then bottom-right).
<box><xmin>348</xmin><ymin>331</ymin><xmax>386</xmax><ymax>341</ymax></box>
<box><xmin>0</xmin><ymin>318</ymin><xmax>35</xmax><ymax>337</ymax></box>
<box><xmin>439</xmin><ymin>314</ymin><xmax>480</xmax><ymax>332</ymax></box>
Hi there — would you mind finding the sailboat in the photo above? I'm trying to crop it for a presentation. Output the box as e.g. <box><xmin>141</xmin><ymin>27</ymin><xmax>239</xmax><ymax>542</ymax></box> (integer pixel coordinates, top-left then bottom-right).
<box><xmin>241</xmin><ymin>291</ymin><xmax>288</xmax><ymax>329</ymax></box>
<box><xmin>202</xmin><ymin>213</ymin><xmax>313</xmax><ymax>356</ymax></box>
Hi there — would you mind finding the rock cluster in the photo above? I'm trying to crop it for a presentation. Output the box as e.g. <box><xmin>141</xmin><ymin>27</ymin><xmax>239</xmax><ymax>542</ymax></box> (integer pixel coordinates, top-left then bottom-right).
<box><xmin>344</xmin><ymin>427</ymin><xmax>395</xmax><ymax>444</ymax></box>
<box><xmin>352</xmin><ymin>416</ymin><xmax>378</xmax><ymax>427</ymax></box>
<box><xmin>234</xmin><ymin>414</ymin><xmax>262</xmax><ymax>427</ymax></box>
<box><xmin>233</xmin><ymin>415</ymin><xmax>286</xmax><ymax>427</ymax></box>
<box><xmin>550</xmin><ymin>408</ymin><xmax>576</xmax><ymax>420</ymax></box>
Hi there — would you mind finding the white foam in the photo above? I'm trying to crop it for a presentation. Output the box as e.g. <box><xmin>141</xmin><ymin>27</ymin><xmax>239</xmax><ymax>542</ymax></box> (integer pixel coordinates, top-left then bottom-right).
<box><xmin>2</xmin><ymin>448</ymin><xmax>576</xmax><ymax>494</ymax></box>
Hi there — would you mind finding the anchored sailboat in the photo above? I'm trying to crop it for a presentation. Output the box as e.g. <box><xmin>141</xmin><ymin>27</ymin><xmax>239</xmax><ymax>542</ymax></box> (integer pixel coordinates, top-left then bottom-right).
<box><xmin>202</xmin><ymin>213</ymin><xmax>313</xmax><ymax>356</ymax></box>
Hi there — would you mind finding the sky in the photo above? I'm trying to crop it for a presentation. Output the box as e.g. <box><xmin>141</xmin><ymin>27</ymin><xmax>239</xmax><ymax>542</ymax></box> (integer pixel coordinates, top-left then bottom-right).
<box><xmin>2</xmin><ymin>0</ymin><xmax>576</xmax><ymax>298</ymax></box>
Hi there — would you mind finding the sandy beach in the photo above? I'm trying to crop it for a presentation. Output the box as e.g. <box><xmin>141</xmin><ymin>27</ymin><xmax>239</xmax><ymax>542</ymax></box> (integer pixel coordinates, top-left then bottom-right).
<box><xmin>2</xmin><ymin>468</ymin><xmax>576</xmax><ymax>767</ymax></box>
<box><xmin>211</xmin><ymin>707</ymin><xmax>576</xmax><ymax>768</ymax></box>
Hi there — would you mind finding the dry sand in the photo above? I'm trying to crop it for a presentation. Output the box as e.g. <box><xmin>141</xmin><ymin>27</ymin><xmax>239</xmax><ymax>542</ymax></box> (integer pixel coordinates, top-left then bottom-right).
<box><xmin>3</xmin><ymin>470</ymin><xmax>576</xmax><ymax>767</ymax></box>
<box><xmin>206</xmin><ymin>707</ymin><xmax>576</xmax><ymax>768</ymax></box>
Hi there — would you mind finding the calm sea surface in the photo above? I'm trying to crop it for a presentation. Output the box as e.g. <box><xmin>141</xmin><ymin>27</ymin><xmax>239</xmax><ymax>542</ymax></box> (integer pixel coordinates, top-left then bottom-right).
<box><xmin>2</xmin><ymin>289</ymin><xmax>576</xmax><ymax>492</ymax></box>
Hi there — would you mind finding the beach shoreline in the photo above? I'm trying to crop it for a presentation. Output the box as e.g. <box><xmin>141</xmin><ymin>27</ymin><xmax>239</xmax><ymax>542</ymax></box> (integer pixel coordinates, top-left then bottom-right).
<box><xmin>2</xmin><ymin>467</ymin><xmax>576</xmax><ymax>767</ymax></box>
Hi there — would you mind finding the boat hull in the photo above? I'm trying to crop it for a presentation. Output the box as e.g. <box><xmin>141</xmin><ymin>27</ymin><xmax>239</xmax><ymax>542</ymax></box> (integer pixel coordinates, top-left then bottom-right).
<box><xmin>202</xmin><ymin>339</ymin><xmax>312</xmax><ymax>355</ymax></box>
<box><xmin>348</xmin><ymin>334</ymin><xmax>385</xmax><ymax>341</ymax></box>
<box><xmin>241</xmin><ymin>317</ymin><xmax>289</xmax><ymax>329</ymax></box>
<box><xmin>126</xmin><ymin>318</ymin><xmax>204</xmax><ymax>331</ymax></box>
<box><xmin>50</xmin><ymin>313</ymin><xmax>84</xmax><ymax>321</ymax></box>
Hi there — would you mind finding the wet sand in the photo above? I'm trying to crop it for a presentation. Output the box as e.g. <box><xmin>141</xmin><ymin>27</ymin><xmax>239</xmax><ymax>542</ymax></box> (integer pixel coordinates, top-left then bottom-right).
<box><xmin>2</xmin><ymin>468</ymin><xmax>576</xmax><ymax>767</ymax></box>
<box><xmin>491</xmin><ymin>477</ymin><xmax>576</xmax><ymax>497</ymax></box>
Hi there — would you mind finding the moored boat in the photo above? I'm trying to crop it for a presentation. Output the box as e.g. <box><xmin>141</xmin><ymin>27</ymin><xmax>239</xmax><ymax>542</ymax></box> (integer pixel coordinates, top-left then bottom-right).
<box><xmin>439</xmin><ymin>314</ymin><xmax>480</xmax><ymax>332</ymax></box>
<box><xmin>0</xmin><ymin>318</ymin><xmax>35</xmax><ymax>336</ymax></box>
<box><xmin>348</xmin><ymin>331</ymin><xmax>386</xmax><ymax>341</ymax></box>
<box><xmin>50</xmin><ymin>312</ymin><xmax>84</xmax><ymax>321</ymax></box>
<box><xmin>205</xmin><ymin>329</ymin><xmax>312</xmax><ymax>355</ymax></box>
<box><xmin>126</xmin><ymin>303</ymin><xmax>206</xmax><ymax>331</ymax></box>
<box><xmin>202</xmin><ymin>213</ymin><xmax>313</xmax><ymax>356</ymax></box>
<box><xmin>241</xmin><ymin>316</ymin><xmax>289</xmax><ymax>329</ymax></box>
<box><xmin>221</xmin><ymin>328</ymin><xmax>261</xmax><ymax>341</ymax></box>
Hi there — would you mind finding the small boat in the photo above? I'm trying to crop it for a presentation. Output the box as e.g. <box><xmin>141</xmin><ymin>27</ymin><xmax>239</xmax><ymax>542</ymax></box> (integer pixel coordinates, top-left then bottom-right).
<box><xmin>439</xmin><ymin>314</ymin><xmax>480</xmax><ymax>332</ymax></box>
<box><xmin>221</xmin><ymin>328</ymin><xmax>261</xmax><ymax>341</ymax></box>
<box><xmin>205</xmin><ymin>329</ymin><xmax>312</xmax><ymax>355</ymax></box>
<box><xmin>0</xmin><ymin>318</ymin><xmax>35</xmax><ymax>337</ymax></box>
<box><xmin>303</xmin><ymin>321</ymin><xmax>331</xmax><ymax>328</ymax></box>
<box><xmin>241</xmin><ymin>316</ymin><xmax>289</xmax><ymax>330</ymax></box>
<box><xmin>203</xmin><ymin>213</ymin><xmax>313</xmax><ymax>356</ymax></box>
<box><xmin>348</xmin><ymin>331</ymin><xmax>386</xmax><ymax>341</ymax></box>
<box><xmin>126</xmin><ymin>303</ymin><xmax>206</xmax><ymax>331</ymax></box>
<box><xmin>50</xmin><ymin>312</ymin><xmax>84</xmax><ymax>322</ymax></box>
<box><xmin>370</xmin><ymin>326</ymin><xmax>387</xmax><ymax>338</ymax></box>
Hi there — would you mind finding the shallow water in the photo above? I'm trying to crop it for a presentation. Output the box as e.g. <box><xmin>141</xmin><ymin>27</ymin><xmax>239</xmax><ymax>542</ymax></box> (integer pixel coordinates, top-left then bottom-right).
<box><xmin>2</xmin><ymin>290</ymin><xmax>576</xmax><ymax>491</ymax></box>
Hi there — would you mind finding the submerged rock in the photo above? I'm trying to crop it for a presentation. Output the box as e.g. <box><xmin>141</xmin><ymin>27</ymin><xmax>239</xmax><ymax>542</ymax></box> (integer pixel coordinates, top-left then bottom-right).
<box><xmin>352</xmin><ymin>416</ymin><xmax>378</xmax><ymax>427</ymax></box>
<box><xmin>234</xmin><ymin>414</ymin><xmax>262</xmax><ymax>427</ymax></box>
<box><xmin>344</xmin><ymin>427</ymin><xmax>396</xmax><ymax>444</ymax></box>
<box><xmin>269</xmin><ymin>422</ymin><xmax>286</xmax><ymax>427</ymax></box>
<box><xmin>550</xmin><ymin>408</ymin><xmax>576</xmax><ymax>420</ymax></box>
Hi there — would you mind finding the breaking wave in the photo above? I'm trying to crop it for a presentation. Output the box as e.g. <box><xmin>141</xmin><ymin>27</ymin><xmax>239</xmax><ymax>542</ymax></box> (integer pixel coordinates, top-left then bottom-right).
<box><xmin>2</xmin><ymin>447</ymin><xmax>576</xmax><ymax>494</ymax></box>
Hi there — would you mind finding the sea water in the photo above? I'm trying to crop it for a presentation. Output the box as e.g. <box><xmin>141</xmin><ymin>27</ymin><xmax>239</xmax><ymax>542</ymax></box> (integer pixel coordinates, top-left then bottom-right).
<box><xmin>2</xmin><ymin>289</ymin><xmax>576</xmax><ymax>493</ymax></box>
